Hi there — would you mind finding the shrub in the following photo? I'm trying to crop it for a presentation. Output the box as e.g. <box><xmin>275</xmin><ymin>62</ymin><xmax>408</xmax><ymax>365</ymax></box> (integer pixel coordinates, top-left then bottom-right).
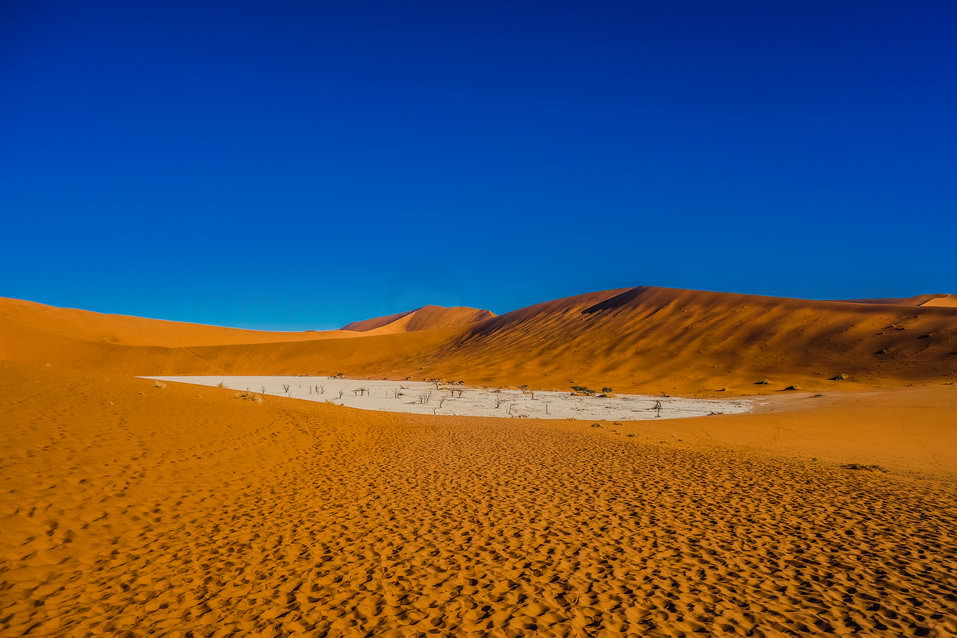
<box><xmin>236</xmin><ymin>391</ymin><xmax>263</xmax><ymax>404</ymax></box>
<box><xmin>840</xmin><ymin>463</ymin><xmax>887</xmax><ymax>473</ymax></box>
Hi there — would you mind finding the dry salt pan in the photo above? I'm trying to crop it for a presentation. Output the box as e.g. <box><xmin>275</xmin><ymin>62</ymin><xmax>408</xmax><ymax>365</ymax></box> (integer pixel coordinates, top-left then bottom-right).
<box><xmin>146</xmin><ymin>376</ymin><xmax>751</xmax><ymax>421</ymax></box>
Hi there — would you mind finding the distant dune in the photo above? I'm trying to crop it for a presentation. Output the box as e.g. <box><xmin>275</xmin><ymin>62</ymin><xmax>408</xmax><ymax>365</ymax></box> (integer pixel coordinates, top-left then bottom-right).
<box><xmin>0</xmin><ymin>296</ymin><xmax>364</xmax><ymax>347</ymax></box>
<box><xmin>341</xmin><ymin>305</ymin><xmax>494</xmax><ymax>334</ymax></box>
<box><xmin>1</xmin><ymin>286</ymin><xmax>955</xmax><ymax>394</ymax></box>
<box><xmin>843</xmin><ymin>293</ymin><xmax>957</xmax><ymax>308</ymax></box>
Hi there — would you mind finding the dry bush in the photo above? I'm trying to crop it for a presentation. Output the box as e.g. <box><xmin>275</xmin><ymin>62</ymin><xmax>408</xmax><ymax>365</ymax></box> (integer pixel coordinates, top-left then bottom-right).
<box><xmin>840</xmin><ymin>463</ymin><xmax>887</xmax><ymax>473</ymax></box>
<box><xmin>235</xmin><ymin>391</ymin><xmax>263</xmax><ymax>404</ymax></box>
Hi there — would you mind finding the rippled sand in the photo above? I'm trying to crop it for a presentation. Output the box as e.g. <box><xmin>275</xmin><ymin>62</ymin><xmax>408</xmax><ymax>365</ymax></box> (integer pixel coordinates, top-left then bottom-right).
<box><xmin>2</xmin><ymin>361</ymin><xmax>955</xmax><ymax>636</ymax></box>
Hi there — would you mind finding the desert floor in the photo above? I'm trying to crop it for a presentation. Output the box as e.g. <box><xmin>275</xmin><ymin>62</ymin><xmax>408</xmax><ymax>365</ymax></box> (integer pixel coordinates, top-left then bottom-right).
<box><xmin>2</xmin><ymin>361</ymin><xmax>956</xmax><ymax>636</ymax></box>
<box><xmin>147</xmin><ymin>376</ymin><xmax>752</xmax><ymax>421</ymax></box>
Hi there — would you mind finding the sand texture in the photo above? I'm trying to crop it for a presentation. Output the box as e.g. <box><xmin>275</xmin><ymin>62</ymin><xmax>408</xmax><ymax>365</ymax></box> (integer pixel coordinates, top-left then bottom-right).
<box><xmin>2</xmin><ymin>287</ymin><xmax>955</xmax><ymax>395</ymax></box>
<box><xmin>2</xmin><ymin>361</ymin><xmax>956</xmax><ymax>636</ymax></box>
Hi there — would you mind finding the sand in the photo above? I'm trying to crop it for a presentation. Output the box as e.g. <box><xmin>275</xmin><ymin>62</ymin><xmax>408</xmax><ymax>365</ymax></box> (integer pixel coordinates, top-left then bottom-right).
<box><xmin>341</xmin><ymin>306</ymin><xmax>495</xmax><ymax>334</ymax></box>
<box><xmin>3</xmin><ymin>286</ymin><xmax>955</xmax><ymax>395</ymax></box>
<box><xmin>2</xmin><ymin>361</ymin><xmax>956</xmax><ymax>636</ymax></box>
<box><xmin>0</xmin><ymin>298</ymin><xmax>492</xmax><ymax>348</ymax></box>
<box><xmin>146</xmin><ymin>375</ymin><xmax>752</xmax><ymax>420</ymax></box>
<box><xmin>846</xmin><ymin>293</ymin><xmax>957</xmax><ymax>308</ymax></box>
<box><xmin>2</xmin><ymin>286</ymin><xmax>957</xmax><ymax>635</ymax></box>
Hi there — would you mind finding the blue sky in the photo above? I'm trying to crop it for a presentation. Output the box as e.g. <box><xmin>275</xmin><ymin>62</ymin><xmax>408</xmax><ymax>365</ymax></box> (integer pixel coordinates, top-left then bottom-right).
<box><xmin>2</xmin><ymin>1</ymin><xmax>955</xmax><ymax>330</ymax></box>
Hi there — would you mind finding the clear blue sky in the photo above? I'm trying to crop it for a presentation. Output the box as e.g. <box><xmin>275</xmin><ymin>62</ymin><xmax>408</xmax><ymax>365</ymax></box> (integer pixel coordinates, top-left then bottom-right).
<box><xmin>2</xmin><ymin>1</ymin><xmax>954</xmax><ymax>330</ymax></box>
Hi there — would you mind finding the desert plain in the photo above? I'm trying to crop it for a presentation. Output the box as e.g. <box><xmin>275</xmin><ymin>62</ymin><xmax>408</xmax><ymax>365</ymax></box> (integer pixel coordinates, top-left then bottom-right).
<box><xmin>1</xmin><ymin>286</ymin><xmax>956</xmax><ymax>636</ymax></box>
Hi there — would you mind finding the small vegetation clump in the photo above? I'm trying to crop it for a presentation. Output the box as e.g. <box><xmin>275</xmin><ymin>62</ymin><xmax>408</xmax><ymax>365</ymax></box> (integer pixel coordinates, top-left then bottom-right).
<box><xmin>601</xmin><ymin>387</ymin><xmax>613</xmax><ymax>393</ymax></box>
<box><xmin>755</xmin><ymin>379</ymin><xmax>770</xmax><ymax>385</ymax></box>
<box><xmin>830</xmin><ymin>373</ymin><xmax>849</xmax><ymax>381</ymax></box>
<box><xmin>236</xmin><ymin>391</ymin><xmax>263</xmax><ymax>404</ymax></box>
<box><xmin>571</xmin><ymin>386</ymin><xmax>597</xmax><ymax>395</ymax></box>
<box><xmin>840</xmin><ymin>463</ymin><xmax>888</xmax><ymax>473</ymax></box>
<box><xmin>590</xmin><ymin>423</ymin><xmax>602</xmax><ymax>428</ymax></box>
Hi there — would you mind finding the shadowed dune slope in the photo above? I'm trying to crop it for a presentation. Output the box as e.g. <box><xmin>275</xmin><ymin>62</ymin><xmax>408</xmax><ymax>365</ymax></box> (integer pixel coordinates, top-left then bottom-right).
<box><xmin>0</xmin><ymin>297</ymin><xmax>363</xmax><ymax>347</ymax></box>
<box><xmin>1</xmin><ymin>360</ymin><xmax>955</xmax><ymax>636</ymax></box>
<box><xmin>341</xmin><ymin>305</ymin><xmax>494</xmax><ymax>334</ymax></box>
<box><xmin>1</xmin><ymin>287</ymin><xmax>955</xmax><ymax>394</ymax></box>
<box><xmin>422</xmin><ymin>286</ymin><xmax>957</xmax><ymax>393</ymax></box>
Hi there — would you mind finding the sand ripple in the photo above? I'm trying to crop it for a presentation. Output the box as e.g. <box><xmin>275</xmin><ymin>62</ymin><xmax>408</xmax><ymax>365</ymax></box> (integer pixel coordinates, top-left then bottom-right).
<box><xmin>1</xmin><ymin>364</ymin><xmax>955</xmax><ymax>636</ymax></box>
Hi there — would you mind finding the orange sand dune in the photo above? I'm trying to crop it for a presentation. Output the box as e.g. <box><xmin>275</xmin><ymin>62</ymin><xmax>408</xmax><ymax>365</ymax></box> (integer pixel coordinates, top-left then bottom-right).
<box><xmin>923</xmin><ymin>294</ymin><xmax>957</xmax><ymax>308</ymax></box>
<box><xmin>845</xmin><ymin>292</ymin><xmax>957</xmax><ymax>307</ymax></box>
<box><xmin>0</xmin><ymin>309</ymin><xmax>464</xmax><ymax>376</ymax></box>
<box><xmin>424</xmin><ymin>286</ymin><xmax>957</xmax><ymax>394</ymax></box>
<box><xmin>1</xmin><ymin>360</ymin><xmax>955</xmax><ymax>635</ymax></box>
<box><xmin>0</xmin><ymin>296</ymin><xmax>366</xmax><ymax>347</ymax></box>
<box><xmin>341</xmin><ymin>305</ymin><xmax>494</xmax><ymax>334</ymax></box>
<box><xmin>634</xmin><ymin>387</ymin><xmax>957</xmax><ymax>477</ymax></box>
<box><xmin>1</xmin><ymin>287</ymin><xmax>956</xmax><ymax>395</ymax></box>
